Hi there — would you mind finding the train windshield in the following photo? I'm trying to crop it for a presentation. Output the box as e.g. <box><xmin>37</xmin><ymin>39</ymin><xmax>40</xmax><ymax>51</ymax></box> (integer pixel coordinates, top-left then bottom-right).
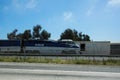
<box><xmin>58</xmin><ymin>41</ymin><xmax>79</xmax><ymax>47</ymax></box>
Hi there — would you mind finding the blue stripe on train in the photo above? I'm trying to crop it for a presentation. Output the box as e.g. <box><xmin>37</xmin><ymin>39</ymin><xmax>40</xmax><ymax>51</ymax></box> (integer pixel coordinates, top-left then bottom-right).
<box><xmin>24</xmin><ymin>40</ymin><xmax>79</xmax><ymax>48</ymax></box>
<box><xmin>0</xmin><ymin>40</ymin><xmax>79</xmax><ymax>48</ymax></box>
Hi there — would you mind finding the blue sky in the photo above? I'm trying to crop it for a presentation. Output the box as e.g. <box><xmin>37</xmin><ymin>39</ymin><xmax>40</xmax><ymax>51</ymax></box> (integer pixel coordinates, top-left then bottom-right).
<box><xmin>0</xmin><ymin>0</ymin><xmax>120</xmax><ymax>42</ymax></box>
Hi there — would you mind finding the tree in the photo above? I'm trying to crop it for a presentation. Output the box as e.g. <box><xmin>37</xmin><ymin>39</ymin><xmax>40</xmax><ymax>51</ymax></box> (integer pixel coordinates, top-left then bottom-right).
<box><xmin>83</xmin><ymin>34</ymin><xmax>90</xmax><ymax>41</ymax></box>
<box><xmin>73</xmin><ymin>29</ymin><xmax>79</xmax><ymax>41</ymax></box>
<box><xmin>33</xmin><ymin>25</ymin><xmax>42</xmax><ymax>39</ymax></box>
<box><xmin>23</xmin><ymin>30</ymin><xmax>32</xmax><ymax>40</ymax></box>
<box><xmin>78</xmin><ymin>32</ymin><xmax>82</xmax><ymax>41</ymax></box>
<box><xmin>60</xmin><ymin>28</ymin><xmax>74</xmax><ymax>40</ymax></box>
<box><xmin>7</xmin><ymin>29</ymin><xmax>18</xmax><ymax>40</ymax></box>
<box><xmin>41</xmin><ymin>30</ymin><xmax>51</xmax><ymax>40</ymax></box>
<box><xmin>60</xmin><ymin>28</ymin><xmax>90</xmax><ymax>41</ymax></box>
<box><xmin>16</xmin><ymin>33</ymin><xmax>23</xmax><ymax>40</ymax></box>
<box><xmin>7</xmin><ymin>24</ymin><xmax>51</xmax><ymax>40</ymax></box>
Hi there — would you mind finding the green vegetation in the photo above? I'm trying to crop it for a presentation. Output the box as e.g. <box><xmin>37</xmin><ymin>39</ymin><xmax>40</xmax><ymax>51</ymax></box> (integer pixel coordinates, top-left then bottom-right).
<box><xmin>7</xmin><ymin>24</ymin><xmax>90</xmax><ymax>41</ymax></box>
<box><xmin>60</xmin><ymin>28</ymin><xmax>90</xmax><ymax>41</ymax></box>
<box><xmin>0</xmin><ymin>56</ymin><xmax>120</xmax><ymax>66</ymax></box>
<box><xmin>7</xmin><ymin>25</ymin><xmax>51</xmax><ymax>40</ymax></box>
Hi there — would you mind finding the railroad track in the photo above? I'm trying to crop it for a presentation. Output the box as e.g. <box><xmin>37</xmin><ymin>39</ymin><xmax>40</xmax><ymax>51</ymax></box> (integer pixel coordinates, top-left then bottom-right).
<box><xmin>0</xmin><ymin>53</ymin><xmax>120</xmax><ymax>57</ymax></box>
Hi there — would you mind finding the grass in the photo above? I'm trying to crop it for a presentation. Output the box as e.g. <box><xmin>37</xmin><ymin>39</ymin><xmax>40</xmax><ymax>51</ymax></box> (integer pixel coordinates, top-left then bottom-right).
<box><xmin>0</xmin><ymin>56</ymin><xmax>120</xmax><ymax>66</ymax></box>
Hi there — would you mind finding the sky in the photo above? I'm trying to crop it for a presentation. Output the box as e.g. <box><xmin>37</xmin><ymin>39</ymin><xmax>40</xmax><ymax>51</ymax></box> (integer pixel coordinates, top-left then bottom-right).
<box><xmin>0</xmin><ymin>0</ymin><xmax>120</xmax><ymax>42</ymax></box>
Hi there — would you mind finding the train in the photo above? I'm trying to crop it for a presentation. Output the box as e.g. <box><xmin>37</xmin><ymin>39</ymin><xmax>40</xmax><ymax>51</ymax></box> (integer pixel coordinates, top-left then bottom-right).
<box><xmin>0</xmin><ymin>40</ymin><xmax>80</xmax><ymax>55</ymax></box>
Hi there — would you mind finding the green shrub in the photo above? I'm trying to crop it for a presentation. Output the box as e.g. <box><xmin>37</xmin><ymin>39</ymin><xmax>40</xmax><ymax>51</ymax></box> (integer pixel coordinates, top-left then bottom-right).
<box><xmin>0</xmin><ymin>56</ymin><xmax>119</xmax><ymax>66</ymax></box>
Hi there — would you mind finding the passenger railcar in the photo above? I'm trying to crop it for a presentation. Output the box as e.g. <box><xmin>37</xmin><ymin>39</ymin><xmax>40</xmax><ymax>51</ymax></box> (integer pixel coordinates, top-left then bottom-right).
<box><xmin>0</xmin><ymin>40</ymin><xmax>21</xmax><ymax>52</ymax></box>
<box><xmin>24</xmin><ymin>40</ymin><xmax>80</xmax><ymax>54</ymax></box>
<box><xmin>0</xmin><ymin>40</ymin><xmax>80</xmax><ymax>54</ymax></box>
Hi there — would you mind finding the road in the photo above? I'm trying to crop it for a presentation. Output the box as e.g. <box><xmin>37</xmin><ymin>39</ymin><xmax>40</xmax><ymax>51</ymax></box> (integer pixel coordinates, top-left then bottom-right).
<box><xmin>0</xmin><ymin>62</ymin><xmax>120</xmax><ymax>80</ymax></box>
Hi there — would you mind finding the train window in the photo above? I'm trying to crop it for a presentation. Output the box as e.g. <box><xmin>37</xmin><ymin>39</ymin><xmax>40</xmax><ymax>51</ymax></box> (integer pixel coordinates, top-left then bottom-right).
<box><xmin>80</xmin><ymin>44</ymin><xmax>85</xmax><ymax>51</ymax></box>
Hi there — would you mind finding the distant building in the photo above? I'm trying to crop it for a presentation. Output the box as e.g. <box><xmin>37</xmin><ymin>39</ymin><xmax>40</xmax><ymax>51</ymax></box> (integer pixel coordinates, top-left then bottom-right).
<box><xmin>76</xmin><ymin>41</ymin><xmax>110</xmax><ymax>55</ymax></box>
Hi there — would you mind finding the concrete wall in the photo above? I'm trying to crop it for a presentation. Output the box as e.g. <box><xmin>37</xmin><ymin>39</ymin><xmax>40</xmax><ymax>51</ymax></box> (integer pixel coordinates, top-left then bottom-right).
<box><xmin>76</xmin><ymin>41</ymin><xmax>110</xmax><ymax>55</ymax></box>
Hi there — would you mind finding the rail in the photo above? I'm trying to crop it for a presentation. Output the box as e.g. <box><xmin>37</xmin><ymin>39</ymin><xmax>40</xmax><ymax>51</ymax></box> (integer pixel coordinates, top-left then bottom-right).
<box><xmin>0</xmin><ymin>53</ymin><xmax>120</xmax><ymax>57</ymax></box>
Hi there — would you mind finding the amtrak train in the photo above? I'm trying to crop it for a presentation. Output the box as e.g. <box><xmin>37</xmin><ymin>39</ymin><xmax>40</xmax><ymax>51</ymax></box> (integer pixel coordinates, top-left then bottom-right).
<box><xmin>0</xmin><ymin>40</ymin><xmax>80</xmax><ymax>55</ymax></box>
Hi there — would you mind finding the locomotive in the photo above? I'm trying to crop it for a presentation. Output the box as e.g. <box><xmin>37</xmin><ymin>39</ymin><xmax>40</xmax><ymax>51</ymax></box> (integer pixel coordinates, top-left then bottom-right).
<box><xmin>0</xmin><ymin>40</ymin><xmax>80</xmax><ymax>55</ymax></box>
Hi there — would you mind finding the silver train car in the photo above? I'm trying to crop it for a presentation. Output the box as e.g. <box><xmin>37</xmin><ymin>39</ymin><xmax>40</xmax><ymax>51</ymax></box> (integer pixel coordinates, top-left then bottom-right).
<box><xmin>0</xmin><ymin>40</ymin><xmax>80</xmax><ymax>55</ymax></box>
<box><xmin>0</xmin><ymin>40</ymin><xmax>21</xmax><ymax>53</ymax></box>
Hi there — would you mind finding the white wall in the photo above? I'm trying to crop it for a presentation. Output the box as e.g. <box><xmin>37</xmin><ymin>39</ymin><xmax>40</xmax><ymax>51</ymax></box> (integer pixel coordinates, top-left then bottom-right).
<box><xmin>76</xmin><ymin>41</ymin><xmax>110</xmax><ymax>55</ymax></box>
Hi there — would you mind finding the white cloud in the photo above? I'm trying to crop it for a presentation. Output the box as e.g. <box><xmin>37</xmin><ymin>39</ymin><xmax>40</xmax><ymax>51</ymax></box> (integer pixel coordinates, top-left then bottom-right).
<box><xmin>86</xmin><ymin>6</ymin><xmax>94</xmax><ymax>16</ymax></box>
<box><xmin>107</xmin><ymin>0</ymin><xmax>120</xmax><ymax>7</ymax></box>
<box><xmin>26</xmin><ymin>0</ymin><xmax>37</xmax><ymax>9</ymax></box>
<box><xmin>11</xmin><ymin>0</ymin><xmax>38</xmax><ymax>10</ymax></box>
<box><xmin>63</xmin><ymin>12</ymin><xmax>73</xmax><ymax>21</ymax></box>
<box><xmin>12</xmin><ymin>0</ymin><xmax>22</xmax><ymax>9</ymax></box>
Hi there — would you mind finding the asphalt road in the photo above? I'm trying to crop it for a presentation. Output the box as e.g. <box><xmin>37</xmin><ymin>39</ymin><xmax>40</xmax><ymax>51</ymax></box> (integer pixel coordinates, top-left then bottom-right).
<box><xmin>0</xmin><ymin>62</ymin><xmax>120</xmax><ymax>80</ymax></box>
